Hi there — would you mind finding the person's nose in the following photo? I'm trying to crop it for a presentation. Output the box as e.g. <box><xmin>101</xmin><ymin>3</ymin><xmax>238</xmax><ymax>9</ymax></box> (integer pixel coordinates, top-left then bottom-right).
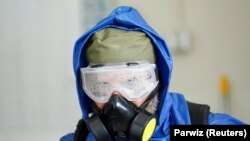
<box><xmin>112</xmin><ymin>91</ymin><xmax>122</xmax><ymax>96</ymax></box>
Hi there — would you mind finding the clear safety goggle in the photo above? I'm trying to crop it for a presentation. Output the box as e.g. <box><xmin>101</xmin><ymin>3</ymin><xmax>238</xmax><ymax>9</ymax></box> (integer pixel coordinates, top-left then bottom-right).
<box><xmin>80</xmin><ymin>61</ymin><xmax>159</xmax><ymax>103</ymax></box>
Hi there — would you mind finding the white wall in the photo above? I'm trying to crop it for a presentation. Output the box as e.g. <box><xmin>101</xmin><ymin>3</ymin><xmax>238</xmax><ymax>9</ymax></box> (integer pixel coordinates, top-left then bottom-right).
<box><xmin>117</xmin><ymin>0</ymin><xmax>250</xmax><ymax>123</ymax></box>
<box><xmin>0</xmin><ymin>0</ymin><xmax>82</xmax><ymax>140</ymax></box>
<box><xmin>172</xmin><ymin>0</ymin><xmax>250</xmax><ymax>122</ymax></box>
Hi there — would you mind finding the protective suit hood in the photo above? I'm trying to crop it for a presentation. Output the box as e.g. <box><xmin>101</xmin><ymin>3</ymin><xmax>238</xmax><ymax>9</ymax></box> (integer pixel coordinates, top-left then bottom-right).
<box><xmin>65</xmin><ymin>6</ymin><xmax>246</xmax><ymax>141</ymax></box>
<box><xmin>73</xmin><ymin>6</ymin><xmax>172</xmax><ymax>120</ymax></box>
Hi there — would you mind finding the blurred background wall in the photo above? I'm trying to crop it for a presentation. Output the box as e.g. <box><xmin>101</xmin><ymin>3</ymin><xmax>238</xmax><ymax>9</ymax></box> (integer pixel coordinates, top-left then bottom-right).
<box><xmin>0</xmin><ymin>0</ymin><xmax>249</xmax><ymax>140</ymax></box>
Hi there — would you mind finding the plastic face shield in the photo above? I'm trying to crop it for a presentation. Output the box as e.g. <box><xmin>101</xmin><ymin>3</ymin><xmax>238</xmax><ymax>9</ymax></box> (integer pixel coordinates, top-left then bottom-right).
<box><xmin>80</xmin><ymin>62</ymin><xmax>159</xmax><ymax>103</ymax></box>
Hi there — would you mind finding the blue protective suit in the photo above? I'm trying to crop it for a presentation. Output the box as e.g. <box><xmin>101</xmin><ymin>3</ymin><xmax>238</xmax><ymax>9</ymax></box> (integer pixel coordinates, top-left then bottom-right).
<box><xmin>60</xmin><ymin>6</ymin><xmax>244</xmax><ymax>141</ymax></box>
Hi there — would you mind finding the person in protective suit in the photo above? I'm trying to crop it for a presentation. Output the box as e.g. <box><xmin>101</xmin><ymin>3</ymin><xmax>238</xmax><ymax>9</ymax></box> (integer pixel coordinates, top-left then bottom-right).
<box><xmin>60</xmin><ymin>6</ymin><xmax>245</xmax><ymax>141</ymax></box>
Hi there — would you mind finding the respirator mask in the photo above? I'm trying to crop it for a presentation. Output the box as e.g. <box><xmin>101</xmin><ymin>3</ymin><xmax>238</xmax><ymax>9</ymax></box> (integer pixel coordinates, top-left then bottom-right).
<box><xmin>80</xmin><ymin>61</ymin><xmax>159</xmax><ymax>141</ymax></box>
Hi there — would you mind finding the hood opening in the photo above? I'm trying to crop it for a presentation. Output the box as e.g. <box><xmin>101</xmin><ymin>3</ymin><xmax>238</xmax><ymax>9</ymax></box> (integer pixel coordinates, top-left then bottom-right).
<box><xmin>73</xmin><ymin>6</ymin><xmax>172</xmax><ymax>120</ymax></box>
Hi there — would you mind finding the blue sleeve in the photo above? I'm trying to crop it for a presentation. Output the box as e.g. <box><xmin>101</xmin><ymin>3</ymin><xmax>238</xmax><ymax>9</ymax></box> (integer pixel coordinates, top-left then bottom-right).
<box><xmin>208</xmin><ymin>113</ymin><xmax>245</xmax><ymax>125</ymax></box>
<box><xmin>60</xmin><ymin>133</ymin><xmax>74</xmax><ymax>141</ymax></box>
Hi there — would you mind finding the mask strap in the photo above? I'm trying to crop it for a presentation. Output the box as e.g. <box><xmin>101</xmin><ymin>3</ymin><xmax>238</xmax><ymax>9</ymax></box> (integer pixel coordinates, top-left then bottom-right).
<box><xmin>139</xmin><ymin>67</ymin><xmax>160</xmax><ymax>110</ymax></box>
<box><xmin>140</xmin><ymin>83</ymin><xmax>161</xmax><ymax>110</ymax></box>
<box><xmin>85</xmin><ymin>115</ymin><xmax>113</xmax><ymax>141</ymax></box>
<box><xmin>90</xmin><ymin>102</ymin><xmax>103</xmax><ymax>115</ymax></box>
<box><xmin>73</xmin><ymin>119</ymin><xmax>88</xmax><ymax>141</ymax></box>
